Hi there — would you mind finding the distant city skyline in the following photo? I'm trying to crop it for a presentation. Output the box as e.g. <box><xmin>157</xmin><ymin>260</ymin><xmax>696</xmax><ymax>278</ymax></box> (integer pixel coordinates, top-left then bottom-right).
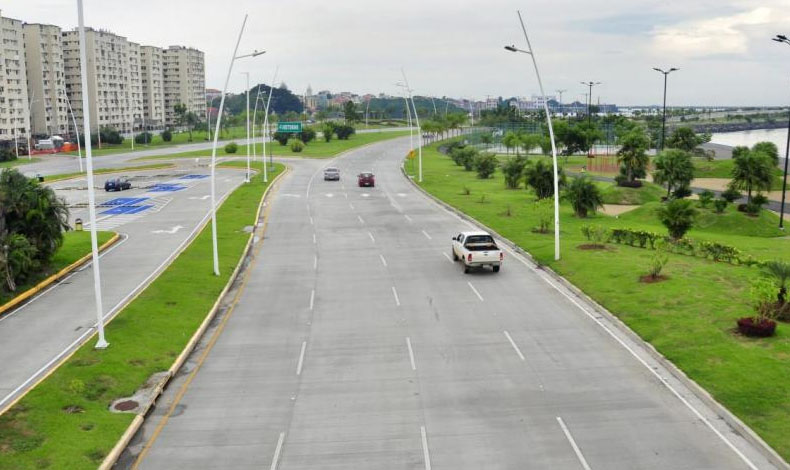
<box><xmin>6</xmin><ymin>0</ymin><xmax>790</xmax><ymax>107</ymax></box>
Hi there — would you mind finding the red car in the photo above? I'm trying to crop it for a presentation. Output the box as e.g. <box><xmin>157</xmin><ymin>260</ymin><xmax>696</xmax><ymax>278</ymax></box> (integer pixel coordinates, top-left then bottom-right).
<box><xmin>358</xmin><ymin>172</ymin><xmax>375</xmax><ymax>187</ymax></box>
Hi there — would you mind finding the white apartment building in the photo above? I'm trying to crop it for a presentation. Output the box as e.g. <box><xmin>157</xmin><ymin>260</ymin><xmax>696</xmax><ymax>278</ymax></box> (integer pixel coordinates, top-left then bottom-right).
<box><xmin>23</xmin><ymin>23</ymin><xmax>68</xmax><ymax>137</ymax></box>
<box><xmin>0</xmin><ymin>11</ymin><xmax>30</xmax><ymax>144</ymax></box>
<box><xmin>61</xmin><ymin>27</ymin><xmax>141</xmax><ymax>134</ymax></box>
<box><xmin>140</xmin><ymin>45</ymin><xmax>165</xmax><ymax>129</ymax></box>
<box><xmin>162</xmin><ymin>45</ymin><xmax>205</xmax><ymax>126</ymax></box>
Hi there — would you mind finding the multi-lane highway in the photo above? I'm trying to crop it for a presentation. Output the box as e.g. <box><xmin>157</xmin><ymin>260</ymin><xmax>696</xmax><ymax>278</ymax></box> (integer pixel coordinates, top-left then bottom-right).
<box><xmin>122</xmin><ymin>137</ymin><xmax>777</xmax><ymax>469</ymax></box>
<box><xmin>0</xmin><ymin>164</ymin><xmax>245</xmax><ymax>412</ymax></box>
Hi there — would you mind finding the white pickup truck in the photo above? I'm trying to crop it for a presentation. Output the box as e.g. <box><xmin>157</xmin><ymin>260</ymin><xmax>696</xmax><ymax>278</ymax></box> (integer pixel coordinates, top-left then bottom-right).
<box><xmin>451</xmin><ymin>231</ymin><xmax>503</xmax><ymax>273</ymax></box>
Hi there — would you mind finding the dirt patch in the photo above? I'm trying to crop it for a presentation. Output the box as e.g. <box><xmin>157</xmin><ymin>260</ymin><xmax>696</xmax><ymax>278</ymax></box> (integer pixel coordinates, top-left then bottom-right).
<box><xmin>577</xmin><ymin>244</ymin><xmax>607</xmax><ymax>250</ymax></box>
<box><xmin>639</xmin><ymin>274</ymin><xmax>668</xmax><ymax>283</ymax></box>
<box><xmin>601</xmin><ymin>204</ymin><xmax>639</xmax><ymax>216</ymax></box>
<box><xmin>62</xmin><ymin>405</ymin><xmax>84</xmax><ymax>414</ymax></box>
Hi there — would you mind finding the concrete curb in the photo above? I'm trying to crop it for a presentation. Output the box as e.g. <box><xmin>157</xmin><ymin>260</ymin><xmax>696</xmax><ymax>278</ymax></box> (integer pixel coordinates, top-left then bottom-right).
<box><xmin>98</xmin><ymin>165</ymin><xmax>289</xmax><ymax>470</ymax></box>
<box><xmin>0</xmin><ymin>232</ymin><xmax>121</xmax><ymax>318</ymax></box>
<box><xmin>400</xmin><ymin>163</ymin><xmax>790</xmax><ymax>470</ymax></box>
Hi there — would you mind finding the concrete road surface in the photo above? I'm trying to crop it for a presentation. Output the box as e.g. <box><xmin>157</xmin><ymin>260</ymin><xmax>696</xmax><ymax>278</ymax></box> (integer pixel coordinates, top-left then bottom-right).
<box><xmin>126</xmin><ymin>137</ymin><xmax>777</xmax><ymax>469</ymax></box>
<box><xmin>0</xmin><ymin>166</ymin><xmax>245</xmax><ymax>411</ymax></box>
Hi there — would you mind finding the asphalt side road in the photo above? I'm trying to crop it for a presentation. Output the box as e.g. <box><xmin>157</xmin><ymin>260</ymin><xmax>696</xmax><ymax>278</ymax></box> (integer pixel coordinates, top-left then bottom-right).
<box><xmin>124</xmin><ymin>137</ymin><xmax>778</xmax><ymax>470</ymax></box>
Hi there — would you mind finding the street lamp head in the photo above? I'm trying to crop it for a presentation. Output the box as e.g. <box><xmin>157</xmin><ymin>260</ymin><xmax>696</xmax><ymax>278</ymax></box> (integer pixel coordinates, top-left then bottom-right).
<box><xmin>777</xmin><ymin>34</ymin><xmax>788</xmax><ymax>41</ymax></box>
<box><xmin>504</xmin><ymin>45</ymin><xmax>518</xmax><ymax>52</ymax></box>
<box><xmin>669</xmin><ymin>68</ymin><xmax>679</xmax><ymax>72</ymax></box>
<box><xmin>251</xmin><ymin>50</ymin><xmax>265</xmax><ymax>57</ymax></box>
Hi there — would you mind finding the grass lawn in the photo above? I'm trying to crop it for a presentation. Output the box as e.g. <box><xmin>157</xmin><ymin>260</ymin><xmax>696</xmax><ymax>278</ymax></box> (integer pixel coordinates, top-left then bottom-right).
<box><xmin>599</xmin><ymin>181</ymin><xmax>665</xmax><ymax>205</ymax></box>
<box><xmin>43</xmin><ymin>163</ymin><xmax>175</xmax><ymax>183</ymax></box>
<box><xmin>408</xmin><ymin>140</ymin><xmax>790</xmax><ymax>460</ymax></box>
<box><xmin>135</xmin><ymin>130</ymin><xmax>410</xmax><ymax>161</ymax></box>
<box><xmin>694</xmin><ymin>158</ymin><xmax>785</xmax><ymax>187</ymax></box>
<box><xmin>0</xmin><ymin>231</ymin><xmax>114</xmax><ymax>306</ymax></box>
<box><xmin>0</xmin><ymin>162</ymin><xmax>284</xmax><ymax>470</ymax></box>
<box><xmin>61</xmin><ymin>127</ymin><xmax>249</xmax><ymax>157</ymax></box>
<box><xmin>0</xmin><ymin>158</ymin><xmax>41</xmax><ymax>169</ymax></box>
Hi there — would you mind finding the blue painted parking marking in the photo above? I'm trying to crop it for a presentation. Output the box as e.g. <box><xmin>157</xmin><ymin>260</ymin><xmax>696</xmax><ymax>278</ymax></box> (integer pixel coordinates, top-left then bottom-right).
<box><xmin>179</xmin><ymin>174</ymin><xmax>209</xmax><ymax>180</ymax></box>
<box><xmin>100</xmin><ymin>205</ymin><xmax>153</xmax><ymax>215</ymax></box>
<box><xmin>101</xmin><ymin>197</ymin><xmax>149</xmax><ymax>207</ymax></box>
<box><xmin>149</xmin><ymin>184</ymin><xmax>186</xmax><ymax>192</ymax></box>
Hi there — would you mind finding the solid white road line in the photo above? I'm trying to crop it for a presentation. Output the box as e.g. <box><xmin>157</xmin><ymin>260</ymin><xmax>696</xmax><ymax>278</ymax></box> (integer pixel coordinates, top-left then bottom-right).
<box><xmin>404</xmin><ymin>214</ymin><xmax>413</xmax><ymax>223</ymax></box>
<box><xmin>349</xmin><ymin>202</ymin><xmax>355</xmax><ymax>210</ymax></box>
<box><xmin>392</xmin><ymin>286</ymin><xmax>401</xmax><ymax>307</ymax></box>
<box><xmin>379</xmin><ymin>254</ymin><xmax>388</xmax><ymax>267</ymax></box>
<box><xmin>358</xmin><ymin>215</ymin><xmax>365</xmax><ymax>225</ymax></box>
<box><xmin>270</xmin><ymin>432</ymin><xmax>285</xmax><ymax>470</ymax></box>
<box><xmin>442</xmin><ymin>252</ymin><xmax>454</xmax><ymax>263</ymax></box>
<box><xmin>296</xmin><ymin>341</ymin><xmax>307</xmax><ymax>376</ymax></box>
<box><xmin>309</xmin><ymin>289</ymin><xmax>315</xmax><ymax>310</ymax></box>
<box><xmin>504</xmin><ymin>330</ymin><xmax>526</xmax><ymax>361</ymax></box>
<box><xmin>421</xmin><ymin>426</ymin><xmax>432</xmax><ymax>470</ymax></box>
<box><xmin>312</xmin><ymin>233</ymin><xmax>316</xmax><ymax>244</ymax></box>
<box><xmin>467</xmin><ymin>281</ymin><xmax>484</xmax><ymax>301</ymax></box>
<box><xmin>421</xmin><ymin>229</ymin><xmax>432</xmax><ymax>240</ymax></box>
<box><xmin>309</xmin><ymin>216</ymin><xmax>313</xmax><ymax>225</ymax></box>
<box><xmin>406</xmin><ymin>337</ymin><xmax>416</xmax><ymax>371</ymax></box>
<box><xmin>313</xmin><ymin>255</ymin><xmax>318</xmax><ymax>270</ymax></box>
<box><xmin>368</xmin><ymin>231</ymin><xmax>376</xmax><ymax>243</ymax></box>
<box><xmin>557</xmin><ymin>417</ymin><xmax>592</xmax><ymax>470</ymax></box>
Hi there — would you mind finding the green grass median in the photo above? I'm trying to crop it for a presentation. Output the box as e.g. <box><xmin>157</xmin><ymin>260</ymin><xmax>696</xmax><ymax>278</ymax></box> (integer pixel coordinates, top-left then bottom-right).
<box><xmin>408</xmin><ymin>140</ymin><xmax>790</xmax><ymax>460</ymax></box>
<box><xmin>0</xmin><ymin>162</ymin><xmax>284</xmax><ymax>470</ymax></box>
<box><xmin>136</xmin><ymin>130</ymin><xmax>410</xmax><ymax>160</ymax></box>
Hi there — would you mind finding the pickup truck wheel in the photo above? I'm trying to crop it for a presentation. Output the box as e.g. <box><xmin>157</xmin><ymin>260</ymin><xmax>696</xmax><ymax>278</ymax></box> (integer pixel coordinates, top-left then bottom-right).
<box><xmin>493</xmin><ymin>265</ymin><xmax>500</xmax><ymax>273</ymax></box>
<box><xmin>452</xmin><ymin>250</ymin><xmax>458</xmax><ymax>261</ymax></box>
<box><xmin>463</xmin><ymin>266</ymin><xmax>470</xmax><ymax>274</ymax></box>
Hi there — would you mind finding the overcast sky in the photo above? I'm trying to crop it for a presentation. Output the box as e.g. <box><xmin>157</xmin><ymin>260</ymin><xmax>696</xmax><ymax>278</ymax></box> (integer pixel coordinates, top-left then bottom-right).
<box><xmin>6</xmin><ymin>0</ymin><xmax>790</xmax><ymax>106</ymax></box>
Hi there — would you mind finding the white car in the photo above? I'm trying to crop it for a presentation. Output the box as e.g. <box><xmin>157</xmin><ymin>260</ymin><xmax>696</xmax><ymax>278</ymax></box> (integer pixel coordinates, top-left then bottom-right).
<box><xmin>451</xmin><ymin>231</ymin><xmax>503</xmax><ymax>273</ymax></box>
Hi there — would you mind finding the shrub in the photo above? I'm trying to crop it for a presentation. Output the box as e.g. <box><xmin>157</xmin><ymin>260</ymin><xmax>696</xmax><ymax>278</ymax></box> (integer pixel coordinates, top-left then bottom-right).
<box><xmin>335</xmin><ymin>124</ymin><xmax>356</xmax><ymax>140</ymax></box>
<box><xmin>647</xmin><ymin>241</ymin><xmax>669</xmax><ymax>279</ymax></box>
<box><xmin>524</xmin><ymin>159</ymin><xmax>565</xmax><ymax>199</ymax></box>
<box><xmin>657</xmin><ymin>199</ymin><xmax>697</xmax><ymax>240</ymax></box>
<box><xmin>300</xmin><ymin>127</ymin><xmax>316</xmax><ymax>144</ymax></box>
<box><xmin>273</xmin><ymin>131</ymin><xmax>289</xmax><ymax>146</ymax></box>
<box><xmin>100</xmin><ymin>127</ymin><xmax>123</xmax><ymax>145</ymax></box>
<box><xmin>473</xmin><ymin>153</ymin><xmax>498</xmax><ymax>179</ymax></box>
<box><xmin>762</xmin><ymin>259</ymin><xmax>790</xmax><ymax>303</ymax></box>
<box><xmin>721</xmin><ymin>187</ymin><xmax>742</xmax><ymax>203</ymax></box>
<box><xmin>672</xmin><ymin>185</ymin><xmax>692</xmax><ymax>199</ymax></box>
<box><xmin>322</xmin><ymin>123</ymin><xmax>335</xmax><ymax>142</ymax></box>
<box><xmin>534</xmin><ymin>199</ymin><xmax>553</xmax><ymax>233</ymax></box>
<box><xmin>134</xmin><ymin>132</ymin><xmax>153</xmax><ymax>145</ymax></box>
<box><xmin>749</xmin><ymin>278</ymin><xmax>779</xmax><ymax>325</ymax></box>
<box><xmin>713</xmin><ymin>198</ymin><xmax>728</xmax><ymax>213</ymax></box>
<box><xmin>698</xmin><ymin>190</ymin><xmax>714</xmax><ymax>207</ymax></box>
<box><xmin>161</xmin><ymin>129</ymin><xmax>173</xmax><ymax>142</ymax></box>
<box><xmin>752</xmin><ymin>193</ymin><xmax>768</xmax><ymax>210</ymax></box>
<box><xmin>450</xmin><ymin>147</ymin><xmax>477</xmax><ymax>170</ymax></box>
<box><xmin>224</xmin><ymin>142</ymin><xmax>238</xmax><ymax>154</ymax></box>
<box><xmin>0</xmin><ymin>148</ymin><xmax>16</xmax><ymax>162</ymax></box>
<box><xmin>580</xmin><ymin>224</ymin><xmax>608</xmax><ymax>245</ymax></box>
<box><xmin>697</xmin><ymin>240</ymin><xmax>741</xmax><ymax>263</ymax></box>
<box><xmin>501</xmin><ymin>155</ymin><xmax>528</xmax><ymax>189</ymax></box>
<box><xmin>289</xmin><ymin>139</ymin><xmax>305</xmax><ymax>152</ymax></box>
<box><xmin>565</xmin><ymin>175</ymin><xmax>603</xmax><ymax>218</ymax></box>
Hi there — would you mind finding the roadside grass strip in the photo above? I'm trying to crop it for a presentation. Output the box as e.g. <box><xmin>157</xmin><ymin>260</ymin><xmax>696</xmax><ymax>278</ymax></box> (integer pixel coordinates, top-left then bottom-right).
<box><xmin>407</xmin><ymin>139</ymin><xmax>790</xmax><ymax>461</ymax></box>
<box><xmin>0</xmin><ymin>231</ymin><xmax>115</xmax><ymax>308</ymax></box>
<box><xmin>0</xmin><ymin>163</ymin><xmax>284</xmax><ymax>470</ymax></box>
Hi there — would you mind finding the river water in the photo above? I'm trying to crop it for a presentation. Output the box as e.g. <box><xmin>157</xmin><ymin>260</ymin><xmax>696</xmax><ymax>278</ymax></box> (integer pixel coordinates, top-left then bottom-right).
<box><xmin>710</xmin><ymin>128</ymin><xmax>789</xmax><ymax>156</ymax></box>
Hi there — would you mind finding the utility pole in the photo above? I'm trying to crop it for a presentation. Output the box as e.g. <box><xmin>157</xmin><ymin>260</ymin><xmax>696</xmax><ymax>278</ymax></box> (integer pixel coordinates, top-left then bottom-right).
<box><xmin>653</xmin><ymin>67</ymin><xmax>679</xmax><ymax>151</ymax></box>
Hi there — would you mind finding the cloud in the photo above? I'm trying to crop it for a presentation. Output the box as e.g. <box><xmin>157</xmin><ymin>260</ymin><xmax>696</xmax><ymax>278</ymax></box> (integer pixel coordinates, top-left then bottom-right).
<box><xmin>652</xmin><ymin>7</ymin><xmax>773</xmax><ymax>57</ymax></box>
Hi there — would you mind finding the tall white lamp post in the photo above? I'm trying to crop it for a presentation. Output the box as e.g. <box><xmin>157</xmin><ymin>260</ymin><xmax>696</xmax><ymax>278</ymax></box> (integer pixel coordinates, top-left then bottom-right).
<box><xmin>504</xmin><ymin>10</ymin><xmax>561</xmax><ymax>261</ymax></box>
<box><xmin>61</xmin><ymin>89</ymin><xmax>83</xmax><ymax>172</ymax></box>
<box><xmin>208</xmin><ymin>13</ymin><xmax>264</xmax><ymax>275</ymax></box>
<box><xmin>241</xmin><ymin>71</ymin><xmax>251</xmax><ymax>183</ymax></box>
<box><xmin>77</xmin><ymin>0</ymin><xmax>108</xmax><ymax>348</ymax></box>
<box><xmin>261</xmin><ymin>67</ymin><xmax>278</xmax><ymax>183</ymax></box>
<box><xmin>400</xmin><ymin>70</ymin><xmax>422</xmax><ymax>183</ymax></box>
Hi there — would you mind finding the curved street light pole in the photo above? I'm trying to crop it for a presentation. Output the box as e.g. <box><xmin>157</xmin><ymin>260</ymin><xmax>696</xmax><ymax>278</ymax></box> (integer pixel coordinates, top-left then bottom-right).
<box><xmin>261</xmin><ymin>67</ymin><xmax>279</xmax><ymax>183</ymax></box>
<box><xmin>505</xmin><ymin>10</ymin><xmax>561</xmax><ymax>261</ymax></box>
<box><xmin>653</xmin><ymin>67</ymin><xmax>678</xmax><ymax>151</ymax></box>
<box><xmin>61</xmin><ymin>89</ymin><xmax>83</xmax><ymax>172</ymax></box>
<box><xmin>773</xmin><ymin>35</ymin><xmax>790</xmax><ymax>229</ymax></box>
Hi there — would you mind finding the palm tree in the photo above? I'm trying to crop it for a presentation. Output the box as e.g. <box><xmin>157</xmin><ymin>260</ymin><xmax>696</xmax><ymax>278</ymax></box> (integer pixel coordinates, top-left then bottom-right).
<box><xmin>652</xmin><ymin>149</ymin><xmax>694</xmax><ymax>198</ymax></box>
<box><xmin>525</xmin><ymin>159</ymin><xmax>565</xmax><ymax>199</ymax></box>
<box><xmin>565</xmin><ymin>175</ymin><xmax>603</xmax><ymax>217</ymax></box>
<box><xmin>730</xmin><ymin>150</ymin><xmax>773</xmax><ymax>204</ymax></box>
<box><xmin>657</xmin><ymin>199</ymin><xmax>697</xmax><ymax>240</ymax></box>
<box><xmin>616</xmin><ymin>128</ymin><xmax>650</xmax><ymax>185</ymax></box>
<box><xmin>762</xmin><ymin>260</ymin><xmax>790</xmax><ymax>303</ymax></box>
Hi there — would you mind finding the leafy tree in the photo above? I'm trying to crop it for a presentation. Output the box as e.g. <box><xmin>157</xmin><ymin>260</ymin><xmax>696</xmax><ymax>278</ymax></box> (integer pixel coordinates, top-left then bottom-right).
<box><xmin>657</xmin><ymin>199</ymin><xmax>697</xmax><ymax>240</ymax></box>
<box><xmin>525</xmin><ymin>159</ymin><xmax>565</xmax><ymax>199</ymax></box>
<box><xmin>565</xmin><ymin>175</ymin><xmax>603</xmax><ymax>217</ymax></box>
<box><xmin>224</xmin><ymin>142</ymin><xmax>238</xmax><ymax>154</ymax></box>
<box><xmin>300</xmin><ymin>127</ymin><xmax>316</xmax><ymax>144</ymax></box>
<box><xmin>161</xmin><ymin>129</ymin><xmax>173</xmax><ymax>142</ymax></box>
<box><xmin>473</xmin><ymin>153</ymin><xmax>498</xmax><ymax>179</ymax></box>
<box><xmin>652</xmin><ymin>149</ymin><xmax>694</xmax><ymax>198</ymax></box>
<box><xmin>730</xmin><ymin>150</ymin><xmax>773</xmax><ymax>203</ymax></box>
<box><xmin>273</xmin><ymin>132</ymin><xmax>289</xmax><ymax>146</ymax></box>
<box><xmin>450</xmin><ymin>147</ymin><xmax>477</xmax><ymax>170</ymax></box>
<box><xmin>174</xmin><ymin>103</ymin><xmax>188</xmax><ymax>130</ymax></box>
<box><xmin>731</xmin><ymin>146</ymin><xmax>750</xmax><ymax>160</ymax></box>
<box><xmin>335</xmin><ymin>124</ymin><xmax>356</xmax><ymax>140</ymax></box>
<box><xmin>616</xmin><ymin>128</ymin><xmax>650</xmax><ymax>185</ymax></box>
<box><xmin>665</xmin><ymin>126</ymin><xmax>710</xmax><ymax>155</ymax></box>
<box><xmin>752</xmin><ymin>141</ymin><xmax>779</xmax><ymax>166</ymax></box>
<box><xmin>501</xmin><ymin>155</ymin><xmax>528</xmax><ymax>189</ymax></box>
<box><xmin>502</xmin><ymin>131</ymin><xmax>520</xmax><ymax>155</ymax></box>
<box><xmin>0</xmin><ymin>148</ymin><xmax>16</xmax><ymax>162</ymax></box>
<box><xmin>519</xmin><ymin>133</ymin><xmax>543</xmax><ymax>155</ymax></box>
<box><xmin>135</xmin><ymin>132</ymin><xmax>152</xmax><ymax>145</ymax></box>
<box><xmin>343</xmin><ymin>101</ymin><xmax>360</xmax><ymax>123</ymax></box>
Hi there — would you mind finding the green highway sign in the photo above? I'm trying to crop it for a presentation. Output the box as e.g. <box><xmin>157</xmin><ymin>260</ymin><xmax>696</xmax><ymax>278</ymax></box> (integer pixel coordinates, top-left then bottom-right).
<box><xmin>277</xmin><ymin>121</ymin><xmax>303</xmax><ymax>133</ymax></box>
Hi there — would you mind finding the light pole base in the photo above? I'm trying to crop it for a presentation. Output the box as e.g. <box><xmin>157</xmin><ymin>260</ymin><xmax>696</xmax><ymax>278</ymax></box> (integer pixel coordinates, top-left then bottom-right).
<box><xmin>95</xmin><ymin>338</ymin><xmax>109</xmax><ymax>349</ymax></box>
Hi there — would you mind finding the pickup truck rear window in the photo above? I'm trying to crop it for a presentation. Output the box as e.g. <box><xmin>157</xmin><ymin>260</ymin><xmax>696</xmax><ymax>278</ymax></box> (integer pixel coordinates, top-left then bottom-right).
<box><xmin>465</xmin><ymin>235</ymin><xmax>495</xmax><ymax>245</ymax></box>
